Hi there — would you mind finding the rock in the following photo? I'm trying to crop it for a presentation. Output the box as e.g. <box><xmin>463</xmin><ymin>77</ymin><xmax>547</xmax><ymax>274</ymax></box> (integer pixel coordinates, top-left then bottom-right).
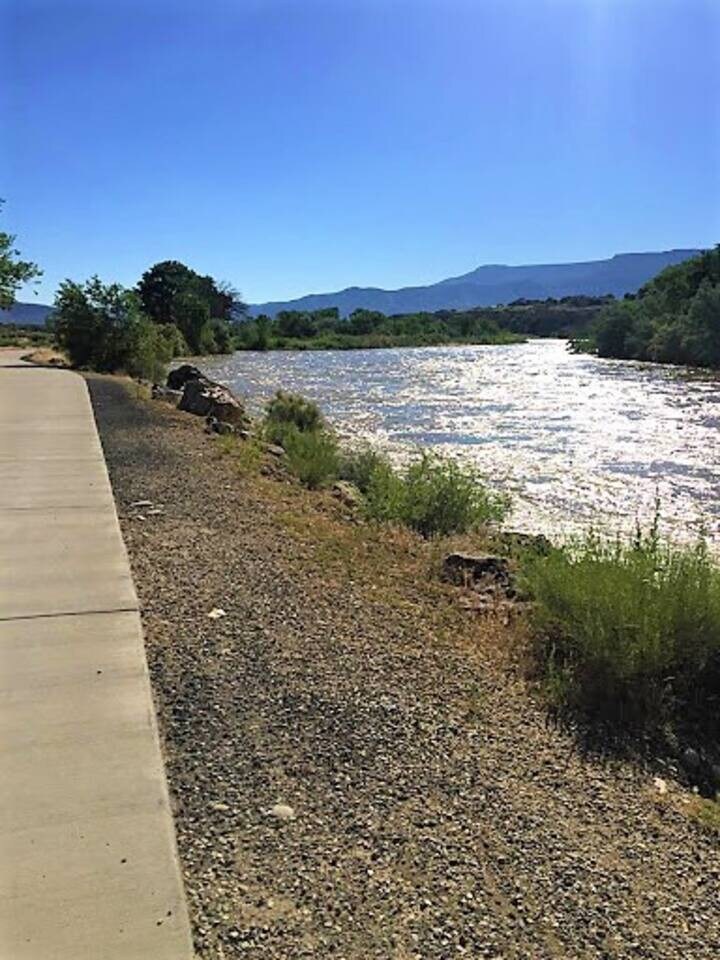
<box><xmin>268</xmin><ymin>803</ymin><xmax>295</xmax><ymax>821</ymax></box>
<box><xmin>204</xmin><ymin>417</ymin><xmax>235</xmax><ymax>436</ymax></box>
<box><xmin>442</xmin><ymin>553</ymin><xmax>511</xmax><ymax>588</ymax></box>
<box><xmin>207</xmin><ymin>608</ymin><xmax>227</xmax><ymax>620</ymax></box>
<box><xmin>264</xmin><ymin>443</ymin><xmax>285</xmax><ymax>458</ymax></box>
<box><xmin>683</xmin><ymin>747</ymin><xmax>701</xmax><ymax>772</ymax></box>
<box><xmin>167</xmin><ymin>364</ymin><xmax>203</xmax><ymax>390</ymax></box>
<box><xmin>332</xmin><ymin>480</ymin><xmax>364</xmax><ymax>508</ymax></box>
<box><xmin>151</xmin><ymin>384</ymin><xmax>183</xmax><ymax>404</ymax></box>
<box><xmin>179</xmin><ymin>377</ymin><xmax>249</xmax><ymax>427</ymax></box>
<box><xmin>213</xmin><ymin>420</ymin><xmax>235</xmax><ymax>436</ymax></box>
<box><xmin>654</xmin><ymin>777</ymin><xmax>668</xmax><ymax>795</ymax></box>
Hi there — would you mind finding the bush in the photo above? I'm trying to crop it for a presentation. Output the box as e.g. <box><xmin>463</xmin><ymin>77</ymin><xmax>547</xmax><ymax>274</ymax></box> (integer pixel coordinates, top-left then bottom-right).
<box><xmin>197</xmin><ymin>319</ymin><xmax>218</xmax><ymax>355</ymax></box>
<box><xmin>520</xmin><ymin>523</ymin><xmax>720</xmax><ymax>730</ymax></box>
<box><xmin>282</xmin><ymin>425</ymin><xmax>340</xmax><ymax>489</ymax></box>
<box><xmin>53</xmin><ymin>276</ymin><xmax>170</xmax><ymax>379</ymax></box>
<box><xmin>365</xmin><ymin>451</ymin><xmax>510</xmax><ymax>538</ymax></box>
<box><xmin>338</xmin><ymin>445</ymin><xmax>393</xmax><ymax>493</ymax></box>
<box><xmin>264</xmin><ymin>390</ymin><xmax>324</xmax><ymax>442</ymax></box>
<box><xmin>158</xmin><ymin>323</ymin><xmax>189</xmax><ymax>358</ymax></box>
<box><xmin>126</xmin><ymin>317</ymin><xmax>174</xmax><ymax>381</ymax></box>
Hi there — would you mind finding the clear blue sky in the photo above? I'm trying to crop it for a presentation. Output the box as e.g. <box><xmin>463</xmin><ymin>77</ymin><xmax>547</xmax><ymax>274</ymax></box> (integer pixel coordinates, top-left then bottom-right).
<box><xmin>2</xmin><ymin>0</ymin><xmax>718</xmax><ymax>305</ymax></box>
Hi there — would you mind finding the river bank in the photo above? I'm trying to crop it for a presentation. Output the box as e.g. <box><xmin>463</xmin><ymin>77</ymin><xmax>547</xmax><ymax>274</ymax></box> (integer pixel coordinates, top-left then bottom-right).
<box><xmin>87</xmin><ymin>374</ymin><xmax>719</xmax><ymax>960</ymax></box>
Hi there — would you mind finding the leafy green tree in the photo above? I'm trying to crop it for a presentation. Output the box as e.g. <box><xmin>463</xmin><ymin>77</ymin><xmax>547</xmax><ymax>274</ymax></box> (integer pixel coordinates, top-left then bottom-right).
<box><xmin>252</xmin><ymin>314</ymin><xmax>272</xmax><ymax>350</ymax></box>
<box><xmin>681</xmin><ymin>280</ymin><xmax>720</xmax><ymax>368</ymax></box>
<box><xmin>137</xmin><ymin>260</ymin><xmax>197</xmax><ymax>325</ymax></box>
<box><xmin>275</xmin><ymin>310</ymin><xmax>318</xmax><ymax>339</ymax></box>
<box><xmin>53</xmin><ymin>276</ymin><xmax>169</xmax><ymax>376</ymax></box>
<box><xmin>137</xmin><ymin>259</ymin><xmax>236</xmax><ymax>352</ymax></box>
<box><xmin>345</xmin><ymin>309</ymin><xmax>384</xmax><ymax>336</ymax></box>
<box><xmin>0</xmin><ymin>202</ymin><xmax>42</xmax><ymax>308</ymax></box>
<box><xmin>595</xmin><ymin>300</ymin><xmax>642</xmax><ymax>359</ymax></box>
<box><xmin>173</xmin><ymin>291</ymin><xmax>210</xmax><ymax>353</ymax></box>
<box><xmin>593</xmin><ymin>247</ymin><xmax>720</xmax><ymax>369</ymax></box>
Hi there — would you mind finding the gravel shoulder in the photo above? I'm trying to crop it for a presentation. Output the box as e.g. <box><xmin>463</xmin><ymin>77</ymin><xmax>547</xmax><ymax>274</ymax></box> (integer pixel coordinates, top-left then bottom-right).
<box><xmin>88</xmin><ymin>376</ymin><xmax>719</xmax><ymax>960</ymax></box>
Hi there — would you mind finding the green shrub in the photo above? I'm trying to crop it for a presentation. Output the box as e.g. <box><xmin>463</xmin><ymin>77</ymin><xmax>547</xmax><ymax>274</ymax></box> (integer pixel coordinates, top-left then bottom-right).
<box><xmin>158</xmin><ymin>323</ymin><xmax>189</xmax><ymax>358</ymax></box>
<box><xmin>282</xmin><ymin>425</ymin><xmax>340</xmax><ymax>489</ymax></box>
<box><xmin>197</xmin><ymin>319</ymin><xmax>218</xmax><ymax>355</ymax></box>
<box><xmin>264</xmin><ymin>390</ymin><xmax>323</xmax><ymax>442</ymax></box>
<box><xmin>54</xmin><ymin>276</ymin><xmax>170</xmax><ymax>379</ymax></box>
<box><xmin>126</xmin><ymin>317</ymin><xmax>174</xmax><ymax>381</ymax></box>
<box><xmin>365</xmin><ymin>451</ymin><xmax>509</xmax><ymax>538</ymax></box>
<box><xmin>338</xmin><ymin>445</ymin><xmax>393</xmax><ymax>493</ymax></box>
<box><xmin>520</xmin><ymin>523</ymin><xmax>720</xmax><ymax>729</ymax></box>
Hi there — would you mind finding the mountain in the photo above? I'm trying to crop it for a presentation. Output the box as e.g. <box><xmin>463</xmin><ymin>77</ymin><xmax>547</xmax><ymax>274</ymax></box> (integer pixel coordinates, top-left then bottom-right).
<box><xmin>250</xmin><ymin>250</ymin><xmax>702</xmax><ymax>317</ymax></box>
<box><xmin>0</xmin><ymin>302</ymin><xmax>53</xmax><ymax>326</ymax></box>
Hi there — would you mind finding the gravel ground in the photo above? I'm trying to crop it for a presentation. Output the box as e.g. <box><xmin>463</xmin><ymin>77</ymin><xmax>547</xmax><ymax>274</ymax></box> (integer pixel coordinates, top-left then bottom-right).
<box><xmin>88</xmin><ymin>376</ymin><xmax>720</xmax><ymax>960</ymax></box>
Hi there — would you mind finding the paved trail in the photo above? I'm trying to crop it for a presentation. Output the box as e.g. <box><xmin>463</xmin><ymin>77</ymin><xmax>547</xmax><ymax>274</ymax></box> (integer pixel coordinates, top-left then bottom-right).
<box><xmin>0</xmin><ymin>352</ymin><xmax>193</xmax><ymax>959</ymax></box>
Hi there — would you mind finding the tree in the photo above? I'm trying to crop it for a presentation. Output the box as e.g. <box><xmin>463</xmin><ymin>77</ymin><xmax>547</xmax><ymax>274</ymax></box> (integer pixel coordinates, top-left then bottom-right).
<box><xmin>0</xmin><ymin>202</ymin><xmax>42</xmax><ymax>309</ymax></box>
<box><xmin>53</xmin><ymin>276</ymin><xmax>170</xmax><ymax>376</ymax></box>
<box><xmin>137</xmin><ymin>260</ymin><xmax>235</xmax><ymax>353</ymax></box>
<box><xmin>595</xmin><ymin>300</ymin><xmax>642</xmax><ymax>359</ymax></box>
<box><xmin>592</xmin><ymin>247</ymin><xmax>720</xmax><ymax>369</ymax></box>
<box><xmin>680</xmin><ymin>280</ymin><xmax>720</xmax><ymax>368</ymax></box>
<box><xmin>173</xmin><ymin>291</ymin><xmax>210</xmax><ymax>354</ymax></box>
<box><xmin>275</xmin><ymin>310</ymin><xmax>318</xmax><ymax>339</ymax></box>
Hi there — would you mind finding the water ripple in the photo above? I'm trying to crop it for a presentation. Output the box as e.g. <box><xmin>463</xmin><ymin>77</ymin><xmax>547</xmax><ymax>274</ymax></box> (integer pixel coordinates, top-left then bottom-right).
<box><xmin>204</xmin><ymin>340</ymin><xmax>720</xmax><ymax>544</ymax></box>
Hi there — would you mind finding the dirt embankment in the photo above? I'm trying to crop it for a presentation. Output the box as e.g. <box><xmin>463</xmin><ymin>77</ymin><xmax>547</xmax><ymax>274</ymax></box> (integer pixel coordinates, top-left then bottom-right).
<box><xmin>87</xmin><ymin>376</ymin><xmax>720</xmax><ymax>960</ymax></box>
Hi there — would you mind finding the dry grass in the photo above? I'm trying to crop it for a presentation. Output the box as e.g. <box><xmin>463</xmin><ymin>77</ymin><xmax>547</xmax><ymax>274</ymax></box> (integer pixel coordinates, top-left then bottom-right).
<box><xmin>20</xmin><ymin>346</ymin><xmax>69</xmax><ymax>366</ymax></box>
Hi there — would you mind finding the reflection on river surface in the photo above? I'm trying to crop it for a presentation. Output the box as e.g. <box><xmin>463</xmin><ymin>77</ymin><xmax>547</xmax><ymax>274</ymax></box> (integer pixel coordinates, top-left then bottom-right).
<box><xmin>203</xmin><ymin>339</ymin><xmax>720</xmax><ymax>543</ymax></box>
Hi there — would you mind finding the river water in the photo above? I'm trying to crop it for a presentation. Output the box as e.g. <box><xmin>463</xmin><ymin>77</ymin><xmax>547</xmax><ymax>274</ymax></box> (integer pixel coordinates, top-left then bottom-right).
<box><xmin>203</xmin><ymin>340</ymin><xmax>720</xmax><ymax>544</ymax></box>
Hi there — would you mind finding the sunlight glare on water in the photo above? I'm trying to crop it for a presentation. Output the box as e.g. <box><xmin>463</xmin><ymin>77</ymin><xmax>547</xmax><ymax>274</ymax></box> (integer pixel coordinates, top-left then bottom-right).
<box><xmin>203</xmin><ymin>340</ymin><xmax>720</xmax><ymax>543</ymax></box>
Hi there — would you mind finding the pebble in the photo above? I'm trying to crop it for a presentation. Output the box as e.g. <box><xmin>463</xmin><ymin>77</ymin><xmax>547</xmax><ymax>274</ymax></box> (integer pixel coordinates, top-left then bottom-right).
<box><xmin>91</xmin><ymin>376</ymin><xmax>720</xmax><ymax>960</ymax></box>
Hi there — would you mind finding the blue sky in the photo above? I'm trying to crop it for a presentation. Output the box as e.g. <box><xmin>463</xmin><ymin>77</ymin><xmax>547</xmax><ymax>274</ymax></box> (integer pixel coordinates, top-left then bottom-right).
<box><xmin>2</xmin><ymin>0</ymin><xmax>718</xmax><ymax>305</ymax></box>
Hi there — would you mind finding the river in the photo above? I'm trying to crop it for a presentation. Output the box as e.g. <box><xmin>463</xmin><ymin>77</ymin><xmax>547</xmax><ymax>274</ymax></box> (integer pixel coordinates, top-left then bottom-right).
<box><xmin>203</xmin><ymin>339</ymin><xmax>720</xmax><ymax>544</ymax></box>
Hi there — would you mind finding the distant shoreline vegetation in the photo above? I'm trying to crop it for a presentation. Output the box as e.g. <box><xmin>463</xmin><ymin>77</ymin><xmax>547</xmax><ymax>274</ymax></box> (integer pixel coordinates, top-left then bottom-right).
<box><xmin>572</xmin><ymin>247</ymin><xmax>720</xmax><ymax>371</ymax></box>
<box><xmin>234</xmin><ymin>296</ymin><xmax>614</xmax><ymax>352</ymax></box>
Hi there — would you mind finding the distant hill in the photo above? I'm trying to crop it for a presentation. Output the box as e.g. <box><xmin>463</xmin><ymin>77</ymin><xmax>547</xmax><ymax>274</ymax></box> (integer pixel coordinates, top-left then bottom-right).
<box><xmin>250</xmin><ymin>250</ymin><xmax>701</xmax><ymax>317</ymax></box>
<box><xmin>0</xmin><ymin>302</ymin><xmax>53</xmax><ymax>326</ymax></box>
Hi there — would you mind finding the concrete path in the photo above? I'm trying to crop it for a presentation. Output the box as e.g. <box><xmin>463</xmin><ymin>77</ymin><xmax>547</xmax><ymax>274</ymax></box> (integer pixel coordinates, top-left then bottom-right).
<box><xmin>0</xmin><ymin>351</ymin><xmax>194</xmax><ymax>959</ymax></box>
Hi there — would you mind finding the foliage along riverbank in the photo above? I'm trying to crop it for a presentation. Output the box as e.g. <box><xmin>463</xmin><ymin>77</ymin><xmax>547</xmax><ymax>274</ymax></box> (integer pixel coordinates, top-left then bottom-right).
<box><xmin>161</xmin><ymin>365</ymin><xmax>720</xmax><ymax>779</ymax></box>
<box><xmin>236</xmin><ymin>295</ymin><xmax>614</xmax><ymax>351</ymax></box>
<box><xmin>574</xmin><ymin>247</ymin><xmax>720</xmax><ymax>370</ymax></box>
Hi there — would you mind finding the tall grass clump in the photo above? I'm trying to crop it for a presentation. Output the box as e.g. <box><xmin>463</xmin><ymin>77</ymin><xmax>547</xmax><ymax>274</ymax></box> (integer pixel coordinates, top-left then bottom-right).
<box><xmin>264</xmin><ymin>390</ymin><xmax>323</xmax><ymax>442</ymax></box>
<box><xmin>365</xmin><ymin>451</ymin><xmax>510</xmax><ymax>538</ymax></box>
<box><xmin>521</xmin><ymin>521</ymin><xmax>720</xmax><ymax>731</ymax></box>
<box><xmin>282</xmin><ymin>425</ymin><xmax>340</xmax><ymax>489</ymax></box>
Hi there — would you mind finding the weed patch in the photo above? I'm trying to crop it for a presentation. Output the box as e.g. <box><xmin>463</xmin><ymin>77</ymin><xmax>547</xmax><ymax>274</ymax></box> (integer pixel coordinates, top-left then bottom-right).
<box><xmin>520</xmin><ymin>521</ymin><xmax>720</xmax><ymax>734</ymax></box>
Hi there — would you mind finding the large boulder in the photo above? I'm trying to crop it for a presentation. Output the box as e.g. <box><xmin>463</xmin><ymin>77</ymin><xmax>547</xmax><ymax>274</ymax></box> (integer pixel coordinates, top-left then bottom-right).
<box><xmin>167</xmin><ymin>364</ymin><xmax>203</xmax><ymax>391</ymax></box>
<box><xmin>178</xmin><ymin>377</ymin><xmax>249</xmax><ymax>427</ymax></box>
